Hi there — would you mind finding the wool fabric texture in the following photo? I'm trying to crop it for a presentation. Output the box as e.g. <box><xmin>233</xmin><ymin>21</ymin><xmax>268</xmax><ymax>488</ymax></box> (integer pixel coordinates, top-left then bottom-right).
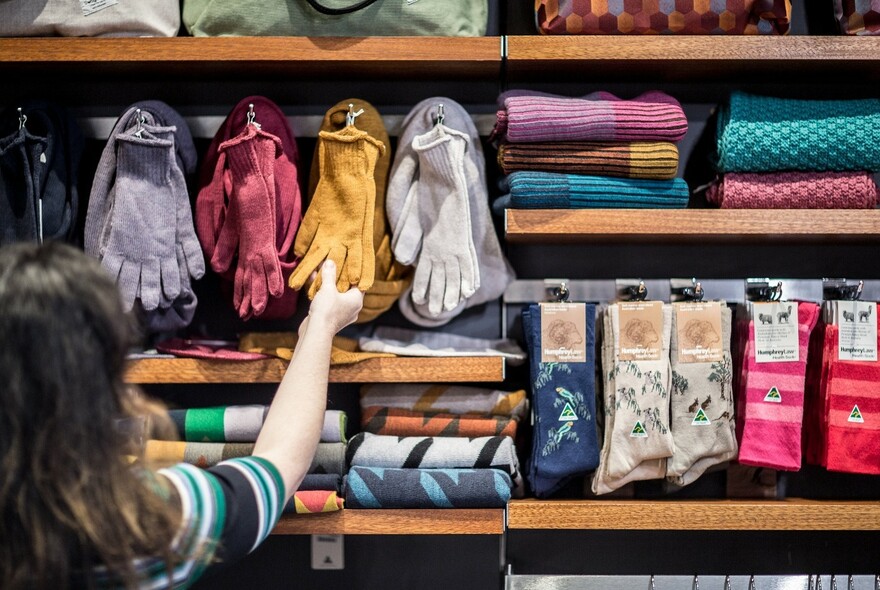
<box><xmin>144</xmin><ymin>441</ymin><xmax>346</xmax><ymax>474</ymax></box>
<box><xmin>360</xmin><ymin>383</ymin><xmax>528</xmax><ymax>419</ymax></box>
<box><xmin>504</xmin><ymin>171</ymin><xmax>689</xmax><ymax>209</ymax></box>
<box><xmin>344</xmin><ymin>467</ymin><xmax>512</xmax><ymax>509</ymax></box>
<box><xmin>237</xmin><ymin>331</ymin><xmax>394</xmax><ymax>364</ymax></box>
<box><xmin>706</xmin><ymin>171</ymin><xmax>879</xmax><ymax>209</ymax></box>
<box><xmin>358</xmin><ymin>326</ymin><xmax>527</xmax><ymax>364</ymax></box>
<box><xmin>283</xmin><ymin>491</ymin><xmax>344</xmax><ymax>514</ymax></box>
<box><xmin>492</xmin><ymin>90</ymin><xmax>688</xmax><ymax>144</ymax></box>
<box><xmin>716</xmin><ymin>92</ymin><xmax>880</xmax><ymax>173</ymax></box>
<box><xmin>803</xmin><ymin>321</ymin><xmax>833</xmax><ymax>467</ymax></box>
<box><xmin>737</xmin><ymin>302</ymin><xmax>820</xmax><ymax>471</ymax></box>
<box><xmin>166</xmin><ymin>406</ymin><xmax>347</xmax><ymax>443</ymax></box>
<box><xmin>825</xmin><ymin>356</ymin><xmax>880</xmax><ymax>475</ymax></box>
<box><xmin>666</xmin><ymin>304</ymin><xmax>737</xmax><ymax>487</ymax></box>
<box><xmin>194</xmin><ymin>96</ymin><xmax>302</xmax><ymax>321</ymax></box>
<box><xmin>498</xmin><ymin>141</ymin><xmax>680</xmax><ymax>180</ymax></box>
<box><xmin>346</xmin><ymin>433</ymin><xmax>523</xmax><ymax>495</ymax></box>
<box><xmin>302</xmin><ymin>99</ymin><xmax>412</xmax><ymax>322</ymax></box>
<box><xmin>360</xmin><ymin>407</ymin><xmax>517</xmax><ymax>439</ymax></box>
<box><xmin>523</xmin><ymin>303</ymin><xmax>599</xmax><ymax>497</ymax></box>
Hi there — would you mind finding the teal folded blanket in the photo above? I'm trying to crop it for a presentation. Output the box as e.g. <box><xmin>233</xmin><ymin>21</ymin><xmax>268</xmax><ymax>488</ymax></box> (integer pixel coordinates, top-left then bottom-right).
<box><xmin>505</xmin><ymin>171</ymin><xmax>689</xmax><ymax>209</ymax></box>
<box><xmin>717</xmin><ymin>92</ymin><xmax>880</xmax><ymax>173</ymax></box>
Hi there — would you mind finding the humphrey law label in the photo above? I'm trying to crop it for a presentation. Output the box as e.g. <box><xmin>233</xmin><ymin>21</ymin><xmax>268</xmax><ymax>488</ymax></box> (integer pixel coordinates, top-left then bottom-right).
<box><xmin>540</xmin><ymin>302</ymin><xmax>587</xmax><ymax>363</ymax></box>
<box><xmin>837</xmin><ymin>301</ymin><xmax>877</xmax><ymax>361</ymax></box>
<box><xmin>676</xmin><ymin>301</ymin><xmax>724</xmax><ymax>364</ymax></box>
<box><xmin>618</xmin><ymin>301</ymin><xmax>663</xmax><ymax>361</ymax></box>
<box><xmin>753</xmin><ymin>302</ymin><xmax>799</xmax><ymax>363</ymax></box>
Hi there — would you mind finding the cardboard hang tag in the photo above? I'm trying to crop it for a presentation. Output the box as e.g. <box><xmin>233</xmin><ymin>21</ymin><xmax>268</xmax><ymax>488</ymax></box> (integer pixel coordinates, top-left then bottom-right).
<box><xmin>540</xmin><ymin>302</ymin><xmax>587</xmax><ymax>364</ymax></box>
<box><xmin>753</xmin><ymin>302</ymin><xmax>799</xmax><ymax>363</ymax></box>
<box><xmin>618</xmin><ymin>301</ymin><xmax>663</xmax><ymax>361</ymax></box>
<box><xmin>676</xmin><ymin>301</ymin><xmax>724</xmax><ymax>364</ymax></box>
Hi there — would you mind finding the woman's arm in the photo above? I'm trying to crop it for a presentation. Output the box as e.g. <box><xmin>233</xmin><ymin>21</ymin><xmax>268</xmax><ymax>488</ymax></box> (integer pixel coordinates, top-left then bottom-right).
<box><xmin>252</xmin><ymin>260</ymin><xmax>363</xmax><ymax>500</ymax></box>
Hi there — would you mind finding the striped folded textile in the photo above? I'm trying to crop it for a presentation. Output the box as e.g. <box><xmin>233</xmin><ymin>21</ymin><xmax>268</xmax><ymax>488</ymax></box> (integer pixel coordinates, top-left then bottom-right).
<box><xmin>360</xmin><ymin>384</ymin><xmax>528</xmax><ymax>419</ymax></box>
<box><xmin>361</xmin><ymin>407</ymin><xmax>518</xmax><ymax>439</ymax></box>
<box><xmin>144</xmin><ymin>441</ymin><xmax>347</xmax><ymax>474</ymax></box>
<box><xmin>299</xmin><ymin>473</ymin><xmax>343</xmax><ymax>492</ymax></box>
<box><xmin>717</xmin><ymin>92</ymin><xmax>880</xmax><ymax>173</ymax></box>
<box><xmin>167</xmin><ymin>406</ymin><xmax>348</xmax><ymax>443</ymax></box>
<box><xmin>498</xmin><ymin>141</ymin><xmax>680</xmax><ymax>180</ymax></box>
<box><xmin>492</xmin><ymin>90</ymin><xmax>688</xmax><ymax>144</ymax></box>
<box><xmin>504</xmin><ymin>171</ymin><xmax>689</xmax><ymax>209</ymax></box>
<box><xmin>706</xmin><ymin>171</ymin><xmax>879</xmax><ymax>209</ymax></box>
<box><xmin>283</xmin><ymin>490</ymin><xmax>344</xmax><ymax>514</ymax></box>
<box><xmin>344</xmin><ymin>467</ymin><xmax>512</xmax><ymax>509</ymax></box>
<box><xmin>346</xmin><ymin>432</ymin><xmax>523</xmax><ymax>495</ymax></box>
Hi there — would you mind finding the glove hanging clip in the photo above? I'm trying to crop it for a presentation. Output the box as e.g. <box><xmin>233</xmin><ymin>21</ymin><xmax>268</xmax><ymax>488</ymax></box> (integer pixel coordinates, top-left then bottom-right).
<box><xmin>434</xmin><ymin>103</ymin><xmax>445</xmax><ymax>126</ymax></box>
<box><xmin>134</xmin><ymin>108</ymin><xmax>146</xmax><ymax>138</ymax></box>
<box><xmin>346</xmin><ymin>103</ymin><xmax>364</xmax><ymax>127</ymax></box>
<box><xmin>246</xmin><ymin>103</ymin><xmax>261</xmax><ymax>130</ymax></box>
<box><xmin>17</xmin><ymin>107</ymin><xmax>26</xmax><ymax>131</ymax></box>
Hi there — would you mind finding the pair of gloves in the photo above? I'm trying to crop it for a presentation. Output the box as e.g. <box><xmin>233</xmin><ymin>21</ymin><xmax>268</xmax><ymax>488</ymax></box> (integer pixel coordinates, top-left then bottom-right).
<box><xmin>84</xmin><ymin>101</ymin><xmax>203</xmax><ymax>333</ymax></box>
<box><xmin>195</xmin><ymin>96</ymin><xmax>303</xmax><ymax>321</ymax></box>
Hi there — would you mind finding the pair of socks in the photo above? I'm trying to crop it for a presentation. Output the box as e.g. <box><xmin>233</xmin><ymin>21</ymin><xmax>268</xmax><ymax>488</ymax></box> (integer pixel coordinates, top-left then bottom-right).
<box><xmin>144</xmin><ymin>440</ymin><xmax>346</xmax><ymax>473</ymax></box>
<box><xmin>736</xmin><ymin>302</ymin><xmax>821</xmax><ymax>471</ymax></box>
<box><xmin>360</xmin><ymin>407</ymin><xmax>517</xmax><ymax>439</ymax></box>
<box><xmin>666</xmin><ymin>303</ymin><xmax>737</xmax><ymax>488</ymax></box>
<box><xmin>166</xmin><ymin>406</ymin><xmax>347</xmax><ymax>443</ymax></box>
<box><xmin>360</xmin><ymin>383</ymin><xmax>528</xmax><ymax>420</ymax></box>
<box><xmin>523</xmin><ymin>303</ymin><xmax>599</xmax><ymax>498</ymax></box>
<box><xmin>344</xmin><ymin>467</ymin><xmax>511</xmax><ymax>509</ymax></box>
<box><xmin>592</xmin><ymin>304</ymin><xmax>674</xmax><ymax>495</ymax></box>
<box><xmin>387</xmin><ymin>97</ymin><xmax>514</xmax><ymax>326</ymax></box>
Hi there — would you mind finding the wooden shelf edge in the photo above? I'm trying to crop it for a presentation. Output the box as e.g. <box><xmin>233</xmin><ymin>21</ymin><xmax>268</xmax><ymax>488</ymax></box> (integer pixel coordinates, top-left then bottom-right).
<box><xmin>124</xmin><ymin>356</ymin><xmax>506</xmax><ymax>384</ymax></box>
<box><xmin>505</xmin><ymin>209</ymin><xmax>880</xmax><ymax>243</ymax></box>
<box><xmin>272</xmin><ymin>508</ymin><xmax>504</xmax><ymax>535</ymax></box>
<box><xmin>507</xmin><ymin>499</ymin><xmax>880</xmax><ymax>531</ymax></box>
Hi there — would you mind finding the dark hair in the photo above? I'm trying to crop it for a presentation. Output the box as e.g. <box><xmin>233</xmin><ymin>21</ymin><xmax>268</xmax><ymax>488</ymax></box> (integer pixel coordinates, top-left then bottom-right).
<box><xmin>0</xmin><ymin>241</ymin><xmax>180</xmax><ymax>589</ymax></box>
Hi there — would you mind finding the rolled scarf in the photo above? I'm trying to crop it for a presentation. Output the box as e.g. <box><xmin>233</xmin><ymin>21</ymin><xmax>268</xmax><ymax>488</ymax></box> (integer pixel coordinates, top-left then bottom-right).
<box><xmin>498</xmin><ymin>141</ymin><xmax>680</xmax><ymax>180</ymax></box>
<box><xmin>144</xmin><ymin>440</ymin><xmax>346</xmax><ymax>473</ymax></box>
<box><xmin>166</xmin><ymin>406</ymin><xmax>348</xmax><ymax>443</ymax></box>
<box><xmin>504</xmin><ymin>171</ymin><xmax>689</xmax><ymax>209</ymax></box>
<box><xmin>716</xmin><ymin>92</ymin><xmax>880</xmax><ymax>173</ymax></box>
<box><xmin>361</xmin><ymin>407</ymin><xmax>517</xmax><ymax>438</ymax></box>
<box><xmin>706</xmin><ymin>171</ymin><xmax>878</xmax><ymax>209</ymax></box>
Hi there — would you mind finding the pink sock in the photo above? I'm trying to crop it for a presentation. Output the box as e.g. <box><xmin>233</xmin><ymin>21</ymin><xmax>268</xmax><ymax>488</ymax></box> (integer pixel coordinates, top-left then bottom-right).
<box><xmin>737</xmin><ymin>302</ymin><xmax>820</xmax><ymax>471</ymax></box>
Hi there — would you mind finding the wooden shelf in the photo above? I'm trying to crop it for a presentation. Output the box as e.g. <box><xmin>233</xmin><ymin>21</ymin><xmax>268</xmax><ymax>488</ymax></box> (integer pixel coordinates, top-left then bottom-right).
<box><xmin>507</xmin><ymin>499</ymin><xmax>880</xmax><ymax>531</ymax></box>
<box><xmin>125</xmin><ymin>356</ymin><xmax>505</xmax><ymax>384</ymax></box>
<box><xmin>0</xmin><ymin>36</ymin><xmax>501</xmax><ymax>78</ymax></box>
<box><xmin>505</xmin><ymin>209</ymin><xmax>880</xmax><ymax>243</ymax></box>
<box><xmin>506</xmin><ymin>36</ymin><xmax>880</xmax><ymax>82</ymax></box>
<box><xmin>272</xmin><ymin>508</ymin><xmax>504</xmax><ymax>535</ymax></box>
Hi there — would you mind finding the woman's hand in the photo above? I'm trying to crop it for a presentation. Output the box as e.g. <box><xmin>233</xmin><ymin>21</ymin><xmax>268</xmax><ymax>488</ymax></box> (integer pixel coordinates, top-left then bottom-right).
<box><xmin>306</xmin><ymin>260</ymin><xmax>364</xmax><ymax>335</ymax></box>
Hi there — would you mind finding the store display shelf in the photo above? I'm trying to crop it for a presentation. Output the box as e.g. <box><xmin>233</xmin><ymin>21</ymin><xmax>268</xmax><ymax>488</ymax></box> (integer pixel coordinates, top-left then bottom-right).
<box><xmin>507</xmin><ymin>499</ymin><xmax>880</xmax><ymax>531</ymax></box>
<box><xmin>125</xmin><ymin>356</ymin><xmax>506</xmax><ymax>384</ymax></box>
<box><xmin>272</xmin><ymin>508</ymin><xmax>505</xmax><ymax>535</ymax></box>
<box><xmin>505</xmin><ymin>35</ymin><xmax>880</xmax><ymax>81</ymax></box>
<box><xmin>0</xmin><ymin>36</ymin><xmax>501</xmax><ymax>77</ymax></box>
<box><xmin>505</xmin><ymin>209</ymin><xmax>880</xmax><ymax>243</ymax></box>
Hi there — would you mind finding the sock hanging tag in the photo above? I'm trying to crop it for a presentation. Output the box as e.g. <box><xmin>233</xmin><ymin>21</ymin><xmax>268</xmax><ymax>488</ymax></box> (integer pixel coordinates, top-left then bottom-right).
<box><xmin>753</xmin><ymin>301</ymin><xmax>799</xmax><ymax>363</ymax></box>
<box><xmin>837</xmin><ymin>301</ymin><xmax>877</xmax><ymax>361</ymax></box>
<box><xmin>539</xmin><ymin>302</ymin><xmax>587</xmax><ymax>363</ymax></box>
<box><xmin>618</xmin><ymin>301</ymin><xmax>663</xmax><ymax>361</ymax></box>
<box><xmin>675</xmin><ymin>301</ymin><xmax>724</xmax><ymax>364</ymax></box>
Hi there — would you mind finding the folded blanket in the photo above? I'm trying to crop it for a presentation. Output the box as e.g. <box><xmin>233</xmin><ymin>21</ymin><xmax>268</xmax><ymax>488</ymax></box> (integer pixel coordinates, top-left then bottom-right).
<box><xmin>344</xmin><ymin>467</ymin><xmax>511</xmax><ymax>508</ymax></box>
<box><xmin>498</xmin><ymin>141</ymin><xmax>679</xmax><ymax>180</ymax></box>
<box><xmin>144</xmin><ymin>440</ymin><xmax>346</xmax><ymax>474</ymax></box>
<box><xmin>360</xmin><ymin>384</ymin><xmax>528</xmax><ymax>419</ymax></box>
<box><xmin>358</xmin><ymin>326</ymin><xmax>526</xmax><ymax>364</ymax></box>
<box><xmin>361</xmin><ymin>407</ymin><xmax>518</xmax><ymax>438</ymax></box>
<box><xmin>504</xmin><ymin>171</ymin><xmax>689</xmax><ymax>209</ymax></box>
<box><xmin>346</xmin><ymin>432</ymin><xmax>523</xmax><ymax>494</ymax></box>
<box><xmin>283</xmin><ymin>490</ymin><xmax>344</xmax><ymax>514</ymax></box>
<box><xmin>166</xmin><ymin>406</ymin><xmax>347</xmax><ymax>443</ymax></box>
<box><xmin>706</xmin><ymin>171</ymin><xmax>879</xmax><ymax>209</ymax></box>
<box><xmin>717</xmin><ymin>92</ymin><xmax>880</xmax><ymax>173</ymax></box>
<box><xmin>492</xmin><ymin>90</ymin><xmax>688</xmax><ymax>144</ymax></box>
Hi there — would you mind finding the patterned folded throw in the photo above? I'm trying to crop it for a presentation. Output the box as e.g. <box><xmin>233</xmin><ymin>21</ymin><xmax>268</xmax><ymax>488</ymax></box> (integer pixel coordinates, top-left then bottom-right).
<box><xmin>144</xmin><ymin>440</ymin><xmax>346</xmax><ymax>474</ymax></box>
<box><xmin>167</xmin><ymin>406</ymin><xmax>348</xmax><ymax>443</ymax></box>
<box><xmin>361</xmin><ymin>407</ymin><xmax>518</xmax><ymax>438</ymax></box>
<box><xmin>716</xmin><ymin>92</ymin><xmax>880</xmax><ymax>173</ymax></box>
<box><xmin>283</xmin><ymin>490</ymin><xmax>344</xmax><ymax>514</ymax></box>
<box><xmin>505</xmin><ymin>171</ymin><xmax>689</xmax><ymax>209</ymax></box>
<box><xmin>492</xmin><ymin>90</ymin><xmax>688</xmax><ymax>144</ymax></box>
<box><xmin>498</xmin><ymin>141</ymin><xmax>680</xmax><ymax>180</ymax></box>
<box><xmin>707</xmin><ymin>171</ymin><xmax>879</xmax><ymax>209</ymax></box>
<box><xmin>360</xmin><ymin>384</ymin><xmax>528</xmax><ymax>419</ymax></box>
<box><xmin>344</xmin><ymin>467</ymin><xmax>512</xmax><ymax>508</ymax></box>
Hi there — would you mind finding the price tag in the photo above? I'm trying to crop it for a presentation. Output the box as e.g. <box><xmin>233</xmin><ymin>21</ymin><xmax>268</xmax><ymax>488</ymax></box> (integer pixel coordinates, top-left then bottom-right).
<box><xmin>753</xmin><ymin>302</ymin><xmax>799</xmax><ymax>363</ymax></box>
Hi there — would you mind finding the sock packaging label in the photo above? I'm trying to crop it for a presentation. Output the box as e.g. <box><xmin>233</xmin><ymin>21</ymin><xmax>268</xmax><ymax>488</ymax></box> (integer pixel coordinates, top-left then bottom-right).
<box><xmin>675</xmin><ymin>301</ymin><xmax>724</xmax><ymax>364</ymax></box>
<box><xmin>539</xmin><ymin>302</ymin><xmax>587</xmax><ymax>363</ymax></box>
<box><xmin>618</xmin><ymin>301</ymin><xmax>663</xmax><ymax>361</ymax></box>
<box><xmin>837</xmin><ymin>301</ymin><xmax>877</xmax><ymax>361</ymax></box>
<box><xmin>753</xmin><ymin>302</ymin><xmax>799</xmax><ymax>363</ymax></box>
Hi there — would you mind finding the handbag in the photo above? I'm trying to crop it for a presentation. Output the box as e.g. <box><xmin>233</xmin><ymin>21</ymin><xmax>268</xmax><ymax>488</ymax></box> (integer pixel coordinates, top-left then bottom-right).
<box><xmin>0</xmin><ymin>0</ymin><xmax>179</xmax><ymax>37</ymax></box>
<box><xmin>183</xmin><ymin>0</ymin><xmax>488</xmax><ymax>37</ymax></box>
<box><xmin>834</xmin><ymin>0</ymin><xmax>880</xmax><ymax>34</ymax></box>
<box><xmin>535</xmin><ymin>0</ymin><xmax>791</xmax><ymax>35</ymax></box>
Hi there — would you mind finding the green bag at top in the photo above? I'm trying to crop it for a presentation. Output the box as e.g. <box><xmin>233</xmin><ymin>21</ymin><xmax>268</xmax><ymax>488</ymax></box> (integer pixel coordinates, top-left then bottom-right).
<box><xmin>183</xmin><ymin>0</ymin><xmax>488</xmax><ymax>37</ymax></box>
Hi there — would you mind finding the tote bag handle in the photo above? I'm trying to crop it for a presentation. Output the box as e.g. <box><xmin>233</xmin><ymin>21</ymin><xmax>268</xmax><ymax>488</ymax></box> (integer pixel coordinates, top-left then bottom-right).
<box><xmin>304</xmin><ymin>0</ymin><xmax>381</xmax><ymax>16</ymax></box>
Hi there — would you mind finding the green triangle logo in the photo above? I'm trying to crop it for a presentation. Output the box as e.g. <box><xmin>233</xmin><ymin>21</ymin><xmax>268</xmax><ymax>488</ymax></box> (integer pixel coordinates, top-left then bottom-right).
<box><xmin>848</xmin><ymin>405</ymin><xmax>865</xmax><ymax>423</ymax></box>
<box><xmin>630</xmin><ymin>421</ymin><xmax>648</xmax><ymax>438</ymax></box>
<box><xmin>558</xmin><ymin>402</ymin><xmax>579</xmax><ymax>421</ymax></box>
<box><xmin>692</xmin><ymin>408</ymin><xmax>711</xmax><ymax>426</ymax></box>
<box><xmin>764</xmin><ymin>386</ymin><xmax>782</xmax><ymax>403</ymax></box>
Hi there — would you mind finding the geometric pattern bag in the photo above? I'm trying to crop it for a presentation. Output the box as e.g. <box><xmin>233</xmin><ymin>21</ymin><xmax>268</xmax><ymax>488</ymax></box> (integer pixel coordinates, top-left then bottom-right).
<box><xmin>535</xmin><ymin>0</ymin><xmax>791</xmax><ymax>35</ymax></box>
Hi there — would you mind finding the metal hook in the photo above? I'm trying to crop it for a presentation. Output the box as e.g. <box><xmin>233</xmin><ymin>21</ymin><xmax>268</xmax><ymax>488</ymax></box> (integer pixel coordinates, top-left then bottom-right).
<box><xmin>17</xmin><ymin>107</ymin><xmax>27</xmax><ymax>131</ymax></box>
<box><xmin>693</xmin><ymin>574</ymin><xmax>700</xmax><ymax>590</ymax></box>
<box><xmin>435</xmin><ymin>103</ymin><xmax>445</xmax><ymax>126</ymax></box>
<box><xmin>724</xmin><ymin>575</ymin><xmax>732</xmax><ymax>590</ymax></box>
<box><xmin>550</xmin><ymin>281</ymin><xmax>570</xmax><ymax>303</ymax></box>
<box><xmin>626</xmin><ymin>281</ymin><xmax>648</xmax><ymax>301</ymax></box>
<box><xmin>134</xmin><ymin>108</ymin><xmax>146</xmax><ymax>138</ymax></box>
<box><xmin>831</xmin><ymin>575</ymin><xmax>838</xmax><ymax>590</ymax></box>
<box><xmin>749</xmin><ymin>575</ymin><xmax>757</xmax><ymax>590</ymax></box>
<box><xmin>817</xmin><ymin>575</ymin><xmax>824</xmax><ymax>590</ymax></box>
<box><xmin>875</xmin><ymin>574</ymin><xmax>879</xmax><ymax>590</ymax></box>
<box><xmin>809</xmin><ymin>575</ymin><xmax>815</xmax><ymax>590</ymax></box>
<box><xmin>848</xmin><ymin>575</ymin><xmax>854</xmax><ymax>590</ymax></box>
<box><xmin>649</xmin><ymin>574</ymin><xmax>656</xmax><ymax>590</ymax></box>
<box><xmin>246</xmin><ymin>103</ymin><xmax>261</xmax><ymax>129</ymax></box>
<box><xmin>346</xmin><ymin>103</ymin><xmax>365</xmax><ymax>127</ymax></box>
